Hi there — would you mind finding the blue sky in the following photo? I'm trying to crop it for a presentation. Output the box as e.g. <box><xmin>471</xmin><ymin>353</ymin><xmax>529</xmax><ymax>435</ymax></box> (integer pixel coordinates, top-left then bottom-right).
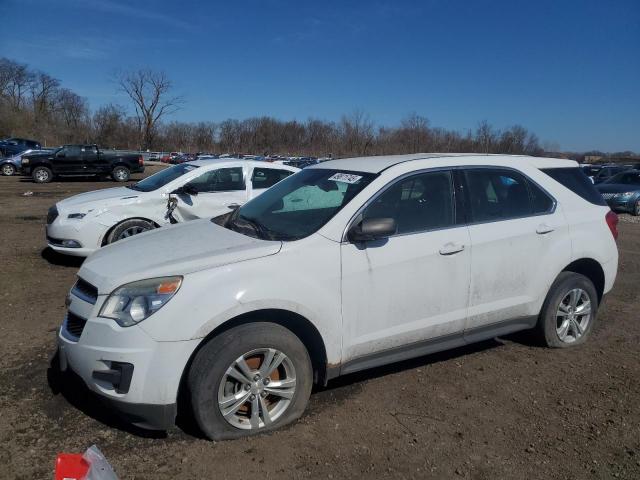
<box><xmin>3</xmin><ymin>0</ymin><xmax>639</xmax><ymax>152</ymax></box>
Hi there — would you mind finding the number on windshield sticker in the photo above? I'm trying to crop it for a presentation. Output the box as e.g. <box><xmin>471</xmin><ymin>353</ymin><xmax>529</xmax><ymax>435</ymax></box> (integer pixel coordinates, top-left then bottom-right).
<box><xmin>328</xmin><ymin>173</ymin><xmax>363</xmax><ymax>184</ymax></box>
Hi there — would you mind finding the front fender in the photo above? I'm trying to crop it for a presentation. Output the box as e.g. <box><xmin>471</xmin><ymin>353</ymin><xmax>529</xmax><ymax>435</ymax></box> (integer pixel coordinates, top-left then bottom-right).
<box><xmin>138</xmin><ymin>234</ymin><xmax>343</xmax><ymax>365</ymax></box>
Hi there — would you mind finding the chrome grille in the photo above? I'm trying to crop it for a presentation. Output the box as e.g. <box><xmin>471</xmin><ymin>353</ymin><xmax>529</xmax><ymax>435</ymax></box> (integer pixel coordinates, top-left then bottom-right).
<box><xmin>71</xmin><ymin>277</ymin><xmax>98</xmax><ymax>304</ymax></box>
<box><xmin>46</xmin><ymin>206</ymin><xmax>58</xmax><ymax>224</ymax></box>
<box><xmin>65</xmin><ymin>312</ymin><xmax>87</xmax><ymax>339</ymax></box>
<box><xmin>600</xmin><ymin>193</ymin><xmax>616</xmax><ymax>200</ymax></box>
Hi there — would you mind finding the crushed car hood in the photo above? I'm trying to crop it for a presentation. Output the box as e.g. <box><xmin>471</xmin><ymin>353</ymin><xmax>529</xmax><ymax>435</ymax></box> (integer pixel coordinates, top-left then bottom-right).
<box><xmin>79</xmin><ymin>219</ymin><xmax>282</xmax><ymax>293</ymax></box>
<box><xmin>56</xmin><ymin>187</ymin><xmax>140</xmax><ymax>211</ymax></box>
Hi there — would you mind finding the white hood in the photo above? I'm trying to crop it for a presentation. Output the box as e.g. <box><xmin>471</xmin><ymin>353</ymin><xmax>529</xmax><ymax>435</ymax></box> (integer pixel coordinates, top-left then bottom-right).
<box><xmin>79</xmin><ymin>219</ymin><xmax>282</xmax><ymax>293</ymax></box>
<box><xmin>56</xmin><ymin>187</ymin><xmax>141</xmax><ymax>212</ymax></box>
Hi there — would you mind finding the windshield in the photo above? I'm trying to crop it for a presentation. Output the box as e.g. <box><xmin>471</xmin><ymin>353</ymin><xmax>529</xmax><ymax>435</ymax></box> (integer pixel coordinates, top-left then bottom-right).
<box><xmin>224</xmin><ymin>168</ymin><xmax>376</xmax><ymax>241</ymax></box>
<box><xmin>605</xmin><ymin>171</ymin><xmax>640</xmax><ymax>186</ymax></box>
<box><xmin>128</xmin><ymin>164</ymin><xmax>199</xmax><ymax>192</ymax></box>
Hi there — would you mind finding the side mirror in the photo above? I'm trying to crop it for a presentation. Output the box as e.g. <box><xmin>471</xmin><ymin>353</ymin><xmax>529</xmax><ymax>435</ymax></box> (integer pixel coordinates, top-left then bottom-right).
<box><xmin>347</xmin><ymin>217</ymin><xmax>397</xmax><ymax>243</ymax></box>
<box><xmin>56</xmin><ymin>152</ymin><xmax>66</xmax><ymax>158</ymax></box>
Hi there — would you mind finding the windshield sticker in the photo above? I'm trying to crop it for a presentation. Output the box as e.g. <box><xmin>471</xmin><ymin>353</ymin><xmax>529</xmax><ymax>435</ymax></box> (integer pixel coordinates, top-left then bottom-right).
<box><xmin>328</xmin><ymin>173</ymin><xmax>363</xmax><ymax>184</ymax></box>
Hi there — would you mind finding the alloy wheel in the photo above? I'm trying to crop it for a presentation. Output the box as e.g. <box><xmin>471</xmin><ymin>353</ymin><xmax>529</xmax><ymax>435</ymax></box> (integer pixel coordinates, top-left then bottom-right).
<box><xmin>556</xmin><ymin>288</ymin><xmax>591</xmax><ymax>343</ymax></box>
<box><xmin>217</xmin><ymin>348</ymin><xmax>297</xmax><ymax>430</ymax></box>
<box><xmin>117</xmin><ymin>225</ymin><xmax>149</xmax><ymax>240</ymax></box>
<box><xmin>114</xmin><ymin>168</ymin><xmax>128</xmax><ymax>181</ymax></box>
<box><xmin>1</xmin><ymin>164</ymin><xmax>14</xmax><ymax>176</ymax></box>
<box><xmin>35</xmin><ymin>169</ymin><xmax>49</xmax><ymax>182</ymax></box>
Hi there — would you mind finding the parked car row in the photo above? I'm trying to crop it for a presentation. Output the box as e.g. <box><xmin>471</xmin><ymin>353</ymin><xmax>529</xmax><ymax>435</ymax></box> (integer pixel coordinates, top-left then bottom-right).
<box><xmin>581</xmin><ymin>163</ymin><xmax>640</xmax><ymax>184</ymax></box>
<box><xmin>53</xmin><ymin>153</ymin><xmax>618</xmax><ymax>440</ymax></box>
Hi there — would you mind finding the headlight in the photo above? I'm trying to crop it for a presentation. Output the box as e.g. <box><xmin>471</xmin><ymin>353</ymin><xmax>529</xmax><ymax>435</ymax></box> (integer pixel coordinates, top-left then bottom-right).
<box><xmin>99</xmin><ymin>276</ymin><xmax>182</xmax><ymax>327</ymax></box>
<box><xmin>616</xmin><ymin>192</ymin><xmax>635</xmax><ymax>198</ymax></box>
<box><xmin>67</xmin><ymin>213</ymin><xmax>86</xmax><ymax>219</ymax></box>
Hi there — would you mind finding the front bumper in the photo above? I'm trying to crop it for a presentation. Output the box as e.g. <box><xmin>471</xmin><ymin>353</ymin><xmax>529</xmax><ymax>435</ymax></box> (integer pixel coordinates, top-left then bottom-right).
<box><xmin>46</xmin><ymin>217</ymin><xmax>104</xmax><ymax>257</ymax></box>
<box><xmin>57</xmin><ymin>291</ymin><xmax>200</xmax><ymax>430</ymax></box>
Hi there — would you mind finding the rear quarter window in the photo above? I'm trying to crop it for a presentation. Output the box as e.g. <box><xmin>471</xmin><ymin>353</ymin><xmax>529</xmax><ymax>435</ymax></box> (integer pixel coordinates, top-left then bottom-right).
<box><xmin>541</xmin><ymin>167</ymin><xmax>607</xmax><ymax>206</ymax></box>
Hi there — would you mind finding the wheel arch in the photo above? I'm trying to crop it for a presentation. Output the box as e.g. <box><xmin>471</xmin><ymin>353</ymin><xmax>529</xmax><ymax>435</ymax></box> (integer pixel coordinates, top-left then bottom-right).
<box><xmin>176</xmin><ymin>309</ymin><xmax>330</xmax><ymax>419</ymax></box>
<box><xmin>561</xmin><ymin>258</ymin><xmax>605</xmax><ymax>303</ymax></box>
<box><xmin>100</xmin><ymin>217</ymin><xmax>161</xmax><ymax>246</ymax></box>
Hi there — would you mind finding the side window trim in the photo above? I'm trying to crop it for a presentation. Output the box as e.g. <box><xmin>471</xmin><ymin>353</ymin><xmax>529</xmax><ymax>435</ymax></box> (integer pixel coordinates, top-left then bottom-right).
<box><xmin>457</xmin><ymin>166</ymin><xmax>557</xmax><ymax>226</ymax></box>
<box><xmin>342</xmin><ymin>167</ymin><xmax>458</xmax><ymax>242</ymax></box>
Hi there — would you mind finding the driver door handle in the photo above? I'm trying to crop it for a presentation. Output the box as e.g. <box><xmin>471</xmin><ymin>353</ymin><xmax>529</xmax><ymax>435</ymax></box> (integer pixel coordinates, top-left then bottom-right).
<box><xmin>536</xmin><ymin>223</ymin><xmax>554</xmax><ymax>235</ymax></box>
<box><xmin>439</xmin><ymin>242</ymin><xmax>465</xmax><ymax>256</ymax></box>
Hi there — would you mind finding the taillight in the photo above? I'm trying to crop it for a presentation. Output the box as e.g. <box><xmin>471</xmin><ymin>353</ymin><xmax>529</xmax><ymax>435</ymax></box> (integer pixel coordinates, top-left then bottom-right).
<box><xmin>138</xmin><ymin>155</ymin><xmax>144</xmax><ymax>166</ymax></box>
<box><xmin>605</xmin><ymin>210</ymin><xmax>618</xmax><ymax>240</ymax></box>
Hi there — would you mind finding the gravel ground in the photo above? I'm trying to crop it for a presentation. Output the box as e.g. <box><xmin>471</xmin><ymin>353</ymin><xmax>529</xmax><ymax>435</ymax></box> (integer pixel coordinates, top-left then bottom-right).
<box><xmin>0</xmin><ymin>170</ymin><xmax>639</xmax><ymax>479</ymax></box>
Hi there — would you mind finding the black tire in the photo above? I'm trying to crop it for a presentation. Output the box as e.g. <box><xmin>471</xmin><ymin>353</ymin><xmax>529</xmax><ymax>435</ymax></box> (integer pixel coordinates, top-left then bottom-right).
<box><xmin>106</xmin><ymin>218</ymin><xmax>154</xmax><ymax>244</ymax></box>
<box><xmin>111</xmin><ymin>165</ymin><xmax>130</xmax><ymax>182</ymax></box>
<box><xmin>536</xmin><ymin>272</ymin><xmax>598</xmax><ymax>348</ymax></box>
<box><xmin>188</xmin><ymin>322</ymin><xmax>313</xmax><ymax>441</ymax></box>
<box><xmin>32</xmin><ymin>166</ymin><xmax>53</xmax><ymax>183</ymax></box>
<box><xmin>1</xmin><ymin>163</ymin><xmax>15</xmax><ymax>176</ymax></box>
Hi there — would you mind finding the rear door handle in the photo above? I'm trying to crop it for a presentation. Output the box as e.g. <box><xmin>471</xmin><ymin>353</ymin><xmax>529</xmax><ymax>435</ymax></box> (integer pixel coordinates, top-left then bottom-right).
<box><xmin>536</xmin><ymin>223</ymin><xmax>554</xmax><ymax>234</ymax></box>
<box><xmin>439</xmin><ymin>242</ymin><xmax>465</xmax><ymax>256</ymax></box>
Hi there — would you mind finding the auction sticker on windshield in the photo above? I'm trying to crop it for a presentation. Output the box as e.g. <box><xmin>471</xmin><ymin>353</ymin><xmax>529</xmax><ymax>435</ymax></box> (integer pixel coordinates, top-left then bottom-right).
<box><xmin>328</xmin><ymin>173</ymin><xmax>363</xmax><ymax>184</ymax></box>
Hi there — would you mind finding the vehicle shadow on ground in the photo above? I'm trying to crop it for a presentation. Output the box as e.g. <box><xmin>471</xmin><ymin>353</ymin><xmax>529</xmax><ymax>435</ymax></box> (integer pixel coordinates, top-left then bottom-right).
<box><xmin>46</xmin><ymin>353</ymin><xmax>168</xmax><ymax>439</ymax></box>
<box><xmin>41</xmin><ymin>247</ymin><xmax>84</xmax><ymax>268</ymax></box>
<box><xmin>314</xmin><ymin>331</ymin><xmax>541</xmax><ymax>395</ymax></box>
<box><xmin>46</xmin><ymin>333</ymin><xmax>541</xmax><ymax>440</ymax></box>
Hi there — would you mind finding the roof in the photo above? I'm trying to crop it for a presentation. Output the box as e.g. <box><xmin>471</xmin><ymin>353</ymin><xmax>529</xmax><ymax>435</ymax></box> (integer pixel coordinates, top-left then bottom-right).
<box><xmin>185</xmin><ymin>158</ymin><xmax>298</xmax><ymax>170</ymax></box>
<box><xmin>312</xmin><ymin>153</ymin><xmax>577</xmax><ymax>173</ymax></box>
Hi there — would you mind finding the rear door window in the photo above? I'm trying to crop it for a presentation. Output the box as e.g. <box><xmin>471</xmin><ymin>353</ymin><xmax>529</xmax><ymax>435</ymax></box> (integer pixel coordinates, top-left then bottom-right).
<box><xmin>251</xmin><ymin>168</ymin><xmax>293</xmax><ymax>189</ymax></box>
<box><xmin>463</xmin><ymin>169</ymin><xmax>532</xmax><ymax>222</ymax></box>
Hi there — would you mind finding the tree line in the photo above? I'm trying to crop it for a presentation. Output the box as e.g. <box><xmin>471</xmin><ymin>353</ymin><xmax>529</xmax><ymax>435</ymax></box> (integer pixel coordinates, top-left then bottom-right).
<box><xmin>0</xmin><ymin>57</ymin><xmax>545</xmax><ymax>157</ymax></box>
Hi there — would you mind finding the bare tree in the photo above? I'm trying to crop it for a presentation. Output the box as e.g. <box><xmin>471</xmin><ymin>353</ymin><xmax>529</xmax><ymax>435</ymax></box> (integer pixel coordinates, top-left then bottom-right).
<box><xmin>116</xmin><ymin>69</ymin><xmax>183</xmax><ymax>149</ymax></box>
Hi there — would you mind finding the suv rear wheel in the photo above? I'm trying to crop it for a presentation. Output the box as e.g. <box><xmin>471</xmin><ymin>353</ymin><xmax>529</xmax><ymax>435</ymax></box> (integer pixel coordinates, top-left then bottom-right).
<box><xmin>32</xmin><ymin>166</ymin><xmax>53</xmax><ymax>183</ymax></box>
<box><xmin>188</xmin><ymin>322</ymin><xmax>313</xmax><ymax>440</ymax></box>
<box><xmin>111</xmin><ymin>166</ymin><xmax>130</xmax><ymax>182</ymax></box>
<box><xmin>537</xmin><ymin>272</ymin><xmax>598</xmax><ymax>348</ymax></box>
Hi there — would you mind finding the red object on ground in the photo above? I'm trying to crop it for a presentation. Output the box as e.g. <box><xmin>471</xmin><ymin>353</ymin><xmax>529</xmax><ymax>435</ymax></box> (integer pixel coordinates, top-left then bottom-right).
<box><xmin>55</xmin><ymin>453</ymin><xmax>90</xmax><ymax>480</ymax></box>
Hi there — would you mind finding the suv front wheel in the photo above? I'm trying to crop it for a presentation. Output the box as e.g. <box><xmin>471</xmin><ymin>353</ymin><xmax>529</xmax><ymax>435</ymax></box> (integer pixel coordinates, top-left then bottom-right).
<box><xmin>187</xmin><ymin>322</ymin><xmax>313</xmax><ymax>440</ymax></box>
<box><xmin>537</xmin><ymin>272</ymin><xmax>598</xmax><ymax>348</ymax></box>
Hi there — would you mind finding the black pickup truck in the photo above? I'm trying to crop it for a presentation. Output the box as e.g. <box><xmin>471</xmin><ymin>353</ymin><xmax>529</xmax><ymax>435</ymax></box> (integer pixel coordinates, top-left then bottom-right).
<box><xmin>21</xmin><ymin>144</ymin><xmax>145</xmax><ymax>183</ymax></box>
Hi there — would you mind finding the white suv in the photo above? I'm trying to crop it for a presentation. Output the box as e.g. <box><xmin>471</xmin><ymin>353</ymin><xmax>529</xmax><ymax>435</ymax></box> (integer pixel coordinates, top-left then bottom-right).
<box><xmin>57</xmin><ymin>154</ymin><xmax>618</xmax><ymax>440</ymax></box>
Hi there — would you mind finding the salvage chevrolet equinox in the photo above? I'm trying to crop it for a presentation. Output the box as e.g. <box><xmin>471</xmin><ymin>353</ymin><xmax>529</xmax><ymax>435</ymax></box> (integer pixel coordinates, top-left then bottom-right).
<box><xmin>57</xmin><ymin>154</ymin><xmax>619</xmax><ymax>440</ymax></box>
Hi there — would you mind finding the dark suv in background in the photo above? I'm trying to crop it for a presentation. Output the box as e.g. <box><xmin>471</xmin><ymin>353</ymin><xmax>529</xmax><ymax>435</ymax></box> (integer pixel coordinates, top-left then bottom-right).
<box><xmin>0</xmin><ymin>137</ymin><xmax>42</xmax><ymax>158</ymax></box>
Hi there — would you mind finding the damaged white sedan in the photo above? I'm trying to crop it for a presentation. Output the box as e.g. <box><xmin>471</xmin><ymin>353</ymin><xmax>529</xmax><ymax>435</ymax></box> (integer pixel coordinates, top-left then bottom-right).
<box><xmin>45</xmin><ymin>159</ymin><xmax>298</xmax><ymax>256</ymax></box>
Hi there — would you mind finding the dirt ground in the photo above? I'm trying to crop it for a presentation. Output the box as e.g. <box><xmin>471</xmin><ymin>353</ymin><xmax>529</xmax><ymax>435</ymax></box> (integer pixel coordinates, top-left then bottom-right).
<box><xmin>0</xmin><ymin>168</ymin><xmax>639</xmax><ymax>480</ymax></box>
